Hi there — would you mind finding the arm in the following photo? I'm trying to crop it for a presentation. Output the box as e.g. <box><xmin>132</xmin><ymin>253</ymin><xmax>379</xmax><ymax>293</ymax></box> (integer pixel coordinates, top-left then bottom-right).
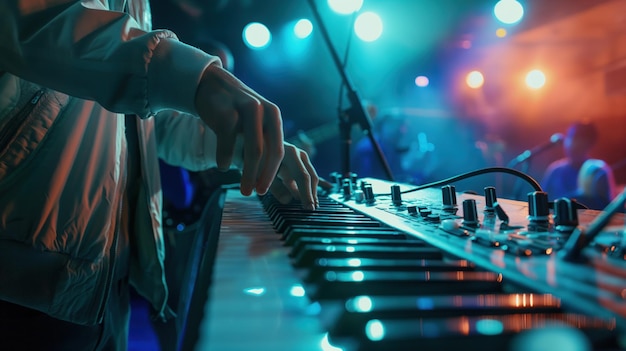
<box><xmin>0</xmin><ymin>0</ymin><xmax>219</xmax><ymax>117</ymax></box>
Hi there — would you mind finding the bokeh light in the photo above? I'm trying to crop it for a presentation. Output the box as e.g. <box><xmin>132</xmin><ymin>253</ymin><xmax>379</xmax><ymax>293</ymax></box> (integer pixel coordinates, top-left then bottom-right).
<box><xmin>494</xmin><ymin>0</ymin><xmax>524</xmax><ymax>25</ymax></box>
<box><xmin>525</xmin><ymin>69</ymin><xmax>546</xmax><ymax>89</ymax></box>
<box><xmin>415</xmin><ymin>75</ymin><xmax>430</xmax><ymax>87</ymax></box>
<box><xmin>354</xmin><ymin>11</ymin><xmax>383</xmax><ymax>42</ymax></box>
<box><xmin>328</xmin><ymin>0</ymin><xmax>363</xmax><ymax>15</ymax></box>
<box><xmin>243</xmin><ymin>22</ymin><xmax>271</xmax><ymax>49</ymax></box>
<box><xmin>466</xmin><ymin>70</ymin><xmax>485</xmax><ymax>89</ymax></box>
<box><xmin>294</xmin><ymin>19</ymin><xmax>313</xmax><ymax>39</ymax></box>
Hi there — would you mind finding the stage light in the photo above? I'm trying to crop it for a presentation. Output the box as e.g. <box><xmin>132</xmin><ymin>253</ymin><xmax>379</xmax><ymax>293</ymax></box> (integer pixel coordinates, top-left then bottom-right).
<box><xmin>327</xmin><ymin>0</ymin><xmax>363</xmax><ymax>15</ymax></box>
<box><xmin>415</xmin><ymin>75</ymin><xmax>429</xmax><ymax>87</ymax></box>
<box><xmin>495</xmin><ymin>28</ymin><xmax>507</xmax><ymax>38</ymax></box>
<box><xmin>494</xmin><ymin>0</ymin><xmax>524</xmax><ymax>25</ymax></box>
<box><xmin>354</xmin><ymin>11</ymin><xmax>383</xmax><ymax>42</ymax></box>
<box><xmin>294</xmin><ymin>19</ymin><xmax>313</xmax><ymax>39</ymax></box>
<box><xmin>466</xmin><ymin>70</ymin><xmax>484</xmax><ymax>89</ymax></box>
<box><xmin>525</xmin><ymin>69</ymin><xmax>546</xmax><ymax>89</ymax></box>
<box><xmin>243</xmin><ymin>22</ymin><xmax>271</xmax><ymax>49</ymax></box>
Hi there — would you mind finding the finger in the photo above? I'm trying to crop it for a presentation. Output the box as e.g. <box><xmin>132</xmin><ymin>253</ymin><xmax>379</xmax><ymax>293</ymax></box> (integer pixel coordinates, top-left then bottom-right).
<box><xmin>255</xmin><ymin>102</ymin><xmax>284</xmax><ymax>195</ymax></box>
<box><xmin>282</xmin><ymin>147</ymin><xmax>314</xmax><ymax>210</ymax></box>
<box><xmin>215</xmin><ymin>130</ymin><xmax>237</xmax><ymax>171</ymax></box>
<box><xmin>300</xmin><ymin>150</ymin><xmax>320</xmax><ymax>208</ymax></box>
<box><xmin>238</xmin><ymin>93</ymin><xmax>264</xmax><ymax>196</ymax></box>
<box><xmin>269</xmin><ymin>179</ymin><xmax>295</xmax><ymax>204</ymax></box>
<box><xmin>318</xmin><ymin>178</ymin><xmax>334</xmax><ymax>191</ymax></box>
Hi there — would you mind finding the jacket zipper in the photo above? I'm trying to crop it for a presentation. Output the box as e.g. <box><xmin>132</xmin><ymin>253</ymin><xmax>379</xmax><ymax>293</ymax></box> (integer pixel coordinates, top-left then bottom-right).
<box><xmin>0</xmin><ymin>89</ymin><xmax>45</xmax><ymax>152</ymax></box>
<box><xmin>95</xmin><ymin>124</ymin><xmax>127</xmax><ymax>324</ymax></box>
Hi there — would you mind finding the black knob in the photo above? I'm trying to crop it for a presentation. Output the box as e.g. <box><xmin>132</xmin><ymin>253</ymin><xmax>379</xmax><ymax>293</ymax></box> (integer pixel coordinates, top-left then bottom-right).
<box><xmin>484</xmin><ymin>186</ymin><xmax>497</xmax><ymax>213</ymax></box>
<box><xmin>407</xmin><ymin>205</ymin><xmax>417</xmax><ymax>215</ymax></box>
<box><xmin>363</xmin><ymin>184</ymin><xmax>375</xmax><ymax>204</ymax></box>
<box><xmin>350</xmin><ymin>172</ymin><xmax>359</xmax><ymax>185</ymax></box>
<box><xmin>391</xmin><ymin>185</ymin><xmax>403</xmax><ymax>205</ymax></box>
<box><xmin>554</xmin><ymin>197</ymin><xmax>579</xmax><ymax>231</ymax></box>
<box><xmin>462</xmin><ymin>199</ymin><xmax>479</xmax><ymax>227</ymax></box>
<box><xmin>528</xmin><ymin>191</ymin><xmax>550</xmax><ymax>222</ymax></box>
<box><xmin>419</xmin><ymin>208</ymin><xmax>432</xmax><ymax>217</ymax></box>
<box><xmin>441</xmin><ymin>185</ymin><xmax>457</xmax><ymax>212</ymax></box>
<box><xmin>342</xmin><ymin>178</ymin><xmax>352</xmax><ymax>199</ymax></box>
<box><xmin>493</xmin><ymin>202</ymin><xmax>510</xmax><ymax>224</ymax></box>
<box><xmin>426</xmin><ymin>214</ymin><xmax>441</xmax><ymax>223</ymax></box>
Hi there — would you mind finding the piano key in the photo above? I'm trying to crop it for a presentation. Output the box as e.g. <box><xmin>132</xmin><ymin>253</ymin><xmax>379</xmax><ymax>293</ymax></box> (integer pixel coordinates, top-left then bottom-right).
<box><xmin>292</xmin><ymin>244</ymin><xmax>444</xmax><ymax>268</ymax></box>
<box><xmin>274</xmin><ymin>214</ymin><xmax>382</xmax><ymax>234</ymax></box>
<box><xmin>324</xmin><ymin>293</ymin><xmax>564</xmax><ymax>338</ymax></box>
<box><xmin>289</xmin><ymin>236</ymin><xmax>428</xmax><ymax>259</ymax></box>
<box><xmin>283</xmin><ymin>226</ymin><xmax>405</xmax><ymax>245</ymax></box>
<box><xmin>303</xmin><ymin>257</ymin><xmax>475</xmax><ymax>283</ymax></box>
<box><xmin>306</xmin><ymin>270</ymin><xmax>503</xmax><ymax>300</ymax></box>
<box><xmin>331</xmin><ymin>313</ymin><xmax>618</xmax><ymax>351</ymax></box>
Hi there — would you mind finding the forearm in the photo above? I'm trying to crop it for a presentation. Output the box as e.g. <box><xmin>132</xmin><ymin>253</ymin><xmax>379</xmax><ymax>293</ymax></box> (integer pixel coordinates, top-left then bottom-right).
<box><xmin>0</xmin><ymin>0</ymin><xmax>219</xmax><ymax>117</ymax></box>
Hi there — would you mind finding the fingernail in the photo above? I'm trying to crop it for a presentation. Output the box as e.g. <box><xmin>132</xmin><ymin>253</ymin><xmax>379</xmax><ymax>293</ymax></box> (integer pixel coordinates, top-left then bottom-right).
<box><xmin>240</xmin><ymin>186</ymin><xmax>252</xmax><ymax>196</ymax></box>
<box><xmin>304</xmin><ymin>202</ymin><xmax>315</xmax><ymax>211</ymax></box>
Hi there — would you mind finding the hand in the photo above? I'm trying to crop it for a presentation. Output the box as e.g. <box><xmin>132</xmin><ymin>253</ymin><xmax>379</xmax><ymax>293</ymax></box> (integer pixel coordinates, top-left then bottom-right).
<box><xmin>194</xmin><ymin>64</ymin><xmax>284</xmax><ymax>196</ymax></box>
<box><xmin>268</xmin><ymin>142</ymin><xmax>320</xmax><ymax>210</ymax></box>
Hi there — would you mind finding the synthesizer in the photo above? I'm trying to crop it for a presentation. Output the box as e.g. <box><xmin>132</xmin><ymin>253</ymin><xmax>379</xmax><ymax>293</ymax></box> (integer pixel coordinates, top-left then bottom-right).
<box><xmin>189</xmin><ymin>176</ymin><xmax>626</xmax><ymax>351</ymax></box>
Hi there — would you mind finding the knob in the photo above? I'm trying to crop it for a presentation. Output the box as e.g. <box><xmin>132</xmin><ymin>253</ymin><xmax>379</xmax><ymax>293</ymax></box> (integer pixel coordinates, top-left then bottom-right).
<box><xmin>484</xmin><ymin>186</ymin><xmax>497</xmax><ymax>213</ymax></box>
<box><xmin>419</xmin><ymin>208</ymin><xmax>432</xmax><ymax>217</ymax></box>
<box><xmin>528</xmin><ymin>191</ymin><xmax>550</xmax><ymax>222</ymax></box>
<box><xmin>426</xmin><ymin>214</ymin><xmax>441</xmax><ymax>223</ymax></box>
<box><xmin>354</xmin><ymin>189</ymin><xmax>365</xmax><ymax>203</ymax></box>
<box><xmin>462</xmin><ymin>199</ymin><xmax>479</xmax><ymax>227</ymax></box>
<box><xmin>329</xmin><ymin>172</ymin><xmax>342</xmax><ymax>191</ymax></box>
<box><xmin>407</xmin><ymin>205</ymin><xmax>418</xmax><ymax>215</ymax></box>
<box><xmin>391</xmin><ymin>185</ymin><xmax>403</xmax><ymax>206</ymax></box>
<box><xmin>350</xmin><ymin>172</ymin><xmax>359</xmax><ymax>185</ymax></box>
<box><xmin>441</xmin><ymin>185</ymin><xmax>457</xmax><ymax>213</ymax></box>
<box><xmin>554</xmin><ymin>197</ymin><xmax>578</xmax><ymax>231</ymax></box>
<box><xmin>493</xmin><ymin>202</ymin><xmax>510</xmax><ymax>224</ymax></box>
<box><xmin>342</xmin><ymin>178</ymin><xmax>352</xmax><ymax>199</ymax></box>
<box><xmin>363</xmin><ymin>184</ymin><xmax>375</xmax><ymax>204</ymax></box>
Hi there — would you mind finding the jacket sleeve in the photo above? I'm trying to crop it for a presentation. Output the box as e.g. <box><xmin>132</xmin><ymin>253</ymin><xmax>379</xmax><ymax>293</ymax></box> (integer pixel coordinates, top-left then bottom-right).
<box><xmin>154</xmin><ymin>110</ymin><xmax>244</xmax><ymax>172</ymax></box>
<box><xmin>0</xmin><ymin>0</ymin><xmax>220</xmax><ymax>118</ymax></box>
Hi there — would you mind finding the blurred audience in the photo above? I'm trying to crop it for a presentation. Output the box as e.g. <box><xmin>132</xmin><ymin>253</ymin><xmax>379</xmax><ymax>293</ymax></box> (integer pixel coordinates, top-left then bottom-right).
<box><xmin>351</xmin><ymin>112</ymin><xmax>435</xmax><ymax>184</ymax></box>
<box><xmin>541</xmin><ymin>120</ymin><xmax>616</xmax><ymax>209</ymax></box>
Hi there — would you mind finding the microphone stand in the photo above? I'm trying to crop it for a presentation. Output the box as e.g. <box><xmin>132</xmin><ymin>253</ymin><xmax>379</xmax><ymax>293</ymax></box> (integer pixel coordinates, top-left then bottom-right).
<box><xmin>306</xmin><ymin>0</ymin><xmax>394</xmax><ymax>181</ymax></box>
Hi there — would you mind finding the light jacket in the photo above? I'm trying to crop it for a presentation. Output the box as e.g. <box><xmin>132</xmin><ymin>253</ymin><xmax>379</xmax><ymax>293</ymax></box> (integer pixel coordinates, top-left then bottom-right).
<box><xmin>0</xmin><ymin>0</ymin><xmax>227</xmax><ymax>325</ymax></box>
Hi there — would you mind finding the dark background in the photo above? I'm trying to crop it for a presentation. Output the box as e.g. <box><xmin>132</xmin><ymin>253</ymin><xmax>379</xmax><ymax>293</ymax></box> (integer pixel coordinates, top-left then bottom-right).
<box><xmin>151</xmin><ymin>0</ymin><xmax>626</xmax><ymax>199</ymax></box>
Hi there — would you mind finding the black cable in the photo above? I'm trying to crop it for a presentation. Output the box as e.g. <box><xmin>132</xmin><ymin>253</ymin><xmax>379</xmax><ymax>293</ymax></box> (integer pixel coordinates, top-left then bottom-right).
<box><xmin>374</xmin><ymin>167</ymin><xmax>543</xmax><ymax>196</ymax></box>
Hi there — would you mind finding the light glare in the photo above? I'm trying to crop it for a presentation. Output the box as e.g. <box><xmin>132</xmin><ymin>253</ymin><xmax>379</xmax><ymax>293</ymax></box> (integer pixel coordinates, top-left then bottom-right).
<box><xmin>243</xmin><ymin>22</ymin><xmax>271</xmax><ymax>49</ymax></box>
<box><xmin>415</xmin><ymin>76</ymin><xmax>429</xmax><ymax>87</ymax></box>
<box><xmin>327</xmin><ymin>0</ymin><xmax>363</xmax><ymax>14</ymax></box>
<box><xmin>466</xmin><ymin>70</ymin><xmax>484</xmax><ymax>89</ymax></box>
<box><xmin>354</xmin><ymin>12</ymin><xmax>383</xmax><ymax>42</ymax></box>
<box><xmin>294</xmin><ymin>19</ymin><xmax>313</xmax><ymax>39</ymax></box>
<box><xmin>494</xmin><ymin>0</ymin><xmax>524</xmax><ymax>25</ymax></box>
<box><xmin>525</xmin><ymin>69</ymin><xmax>546</xmax><ymax>89</ymax></box>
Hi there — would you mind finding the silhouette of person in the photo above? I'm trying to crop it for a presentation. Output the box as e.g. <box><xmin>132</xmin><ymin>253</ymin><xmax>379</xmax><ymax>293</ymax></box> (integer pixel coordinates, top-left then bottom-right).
<box><xmin>541</xmin><ymin>121</ymin><xmax>614</xmax><ymax>209</ymax></box>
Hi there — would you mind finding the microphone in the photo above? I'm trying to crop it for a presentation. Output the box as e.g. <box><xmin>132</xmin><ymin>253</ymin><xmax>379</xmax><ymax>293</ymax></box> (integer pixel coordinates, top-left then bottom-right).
<box><xmin>508</xmin><ymin>133</ymin><xmax>564</xmax><ymax>167</ymax></box>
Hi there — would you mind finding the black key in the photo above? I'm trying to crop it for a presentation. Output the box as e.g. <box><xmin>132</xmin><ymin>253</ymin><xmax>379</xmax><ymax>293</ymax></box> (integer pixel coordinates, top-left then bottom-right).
<box><xmin>330</xmin><ymin>313</ymin><xmax>617</xmax><ymax>351</ymax></box>
<box><xmin>293</xmin><ymin>244</ymin><xmax>443</xmax><ymax>268</ymax></box>
<box><xmin>307</xmin><ymin>270</ymin><xmax>503</xmax><ymax>300</ymax></box>
<box><xmin>304</xmin><ymin>258</ymin><xmax>475</xmax><ymax>283</ymax></box>
<box><xmin>283</xmin><ymin>226</ymin><xmax>404</xmax><ymax>245</ymax></box>
<box><xmin>326</xmin><ymin>293</ymin><xmax>563</xmax><ymax>338</ymax></box>
<box><xmin>289</xmin><ymin>236</ymin><xmax>427</xmax><ymax>259</ymax></box>
<box><xmin>274</xmin><ymin>214</ymin><xmax>380</xmax><ymax>234</ymax></box>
